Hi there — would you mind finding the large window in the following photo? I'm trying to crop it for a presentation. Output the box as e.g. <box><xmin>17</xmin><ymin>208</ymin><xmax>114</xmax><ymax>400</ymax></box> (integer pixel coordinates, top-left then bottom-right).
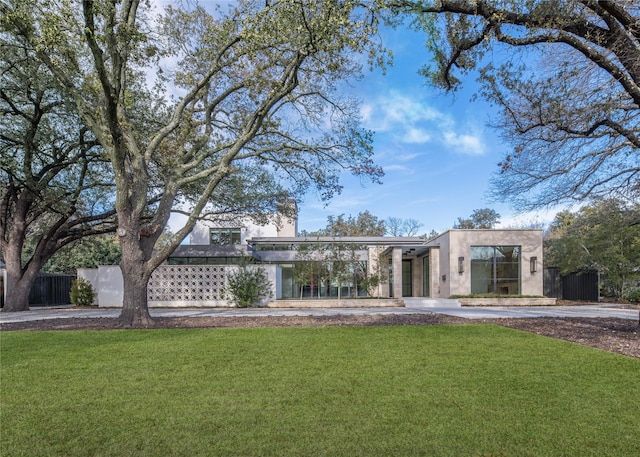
<box><xmin>210</xmin><ymin>228</ymin><xmax>241</xmax><ymax>245</ymax></box>
<box><xmin>470</xmin><ymin>246</ymin><xmax>520</xmax><ymax>295</ymax></box>
<box><xmin>280</xmin><ymin>261</ymin><xmax>370</xmax><ymax>299</ymax></box>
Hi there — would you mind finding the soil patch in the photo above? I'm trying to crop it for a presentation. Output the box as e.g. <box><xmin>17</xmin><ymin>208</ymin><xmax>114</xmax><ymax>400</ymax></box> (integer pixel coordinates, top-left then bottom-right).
<box><xmin>2</xmin><ymin>311</ymin><xmax>638</xmax><ymax>359</ymax></box>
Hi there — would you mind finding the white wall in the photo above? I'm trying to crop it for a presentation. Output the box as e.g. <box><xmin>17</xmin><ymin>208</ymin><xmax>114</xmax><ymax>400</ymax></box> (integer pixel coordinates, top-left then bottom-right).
<box><xmin>77</xmin><ymin>268</ymin><xmax>100</xmax><ymax>305</ymax></box>
<box><xmin>80</xmin><ymin>264</ymin><xmax>278</xmax><ymax>307</ymax></box>
<box><xmin>189</xmin><ymin>218</ymin><xmax>281</xmax><ymax>246</ymax></box>
<box><xmin>431</xmin><ymin>229</ymin><xmax>544</xmax><ymax>296</ymax></box>
<box><xmin>97</xmin><ymin>266</ymin><xmax>124</xmax><ymax>307</ymax></box>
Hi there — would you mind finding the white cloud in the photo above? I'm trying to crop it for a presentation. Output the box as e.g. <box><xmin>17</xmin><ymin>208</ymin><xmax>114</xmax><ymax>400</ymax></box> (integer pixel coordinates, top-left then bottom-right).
<box><xmin>442</xmin><ymin>131</ymin><xmax>486</xmax><ymax>156</ymax></box>
<box><xmin>396</xmin><ymin>152</ymin><xmax>421</xmax><ymax>162</ymax></box>
<box><xmin>362</xmin><ymin>90</ymin><xmax>489</xmax><ymax>156</ymax></box>
<box><xmin>402</xmin><ymin>128</ymin><xmax>431</xmax><ymax>144</ymax></box>
<box><xmin>384</xmin><ymin>164</ymin><xmax>413</xmax><ymax>174</ymax></box>
<box><xmin>361</xmin><ymin>91</ymin><xmax>442</xmax><ymax>139</ymax></box>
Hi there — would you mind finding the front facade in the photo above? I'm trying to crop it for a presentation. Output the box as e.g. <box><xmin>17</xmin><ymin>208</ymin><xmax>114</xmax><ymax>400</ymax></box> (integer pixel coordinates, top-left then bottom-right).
<box><xmin>168</xmin><ymin>214</ymin><xmax>544</xmax><ymax>300</ymax></box>
<box><xmin>81</xmin><ymin>211</ymin><xmax>544</xmax><ymax>306</ymax></box>
<box><xmin>390</xmin><ymin>229</ymin><xmax>543</xmax><ymax>299</ymax></box>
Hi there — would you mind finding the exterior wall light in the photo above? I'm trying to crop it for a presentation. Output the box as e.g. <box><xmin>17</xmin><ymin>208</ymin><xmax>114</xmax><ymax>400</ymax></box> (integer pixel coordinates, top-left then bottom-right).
<box><xmin>458</xmin><ymin>256</ymin><xmax>465</xmax><ymax>274</ymax></box>
<box><xmin>530</xmin><ymin>256</ymin><xmax>538</xmax><ymax>273</ymax></box>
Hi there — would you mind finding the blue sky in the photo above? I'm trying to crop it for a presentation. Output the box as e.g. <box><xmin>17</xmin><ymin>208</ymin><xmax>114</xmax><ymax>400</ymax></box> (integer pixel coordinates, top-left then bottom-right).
<box><xmin>297</xmin><ymin>24</ymin><xmax>547</xmax><ymax>234</ymax></box>
<box><xmin>162</xmin><ymin>2</ymin><xmax>558</xmax><ymax>236</ymax></box>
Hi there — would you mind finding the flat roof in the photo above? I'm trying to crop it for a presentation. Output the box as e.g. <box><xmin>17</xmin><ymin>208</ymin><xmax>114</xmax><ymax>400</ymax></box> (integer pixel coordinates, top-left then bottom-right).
<box><xmin>247</xmin><ymin>236</ymin><xmax>426</xmax><ymax>246</ymax></box>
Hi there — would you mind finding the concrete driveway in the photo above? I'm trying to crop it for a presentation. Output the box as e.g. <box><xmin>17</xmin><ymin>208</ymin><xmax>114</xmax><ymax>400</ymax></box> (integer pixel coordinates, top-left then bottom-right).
<box><xmin>1</xmin><ymin>302</ymin><xmax>637</xmax><ymax>324</ymax></box>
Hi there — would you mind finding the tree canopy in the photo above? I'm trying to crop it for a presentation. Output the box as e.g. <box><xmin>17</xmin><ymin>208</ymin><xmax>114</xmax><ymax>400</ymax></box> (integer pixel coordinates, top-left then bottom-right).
<box><xmin>454</xmin><ymin>208</ymin><xmax>500</xmax><ymax>229</ymax></box>
<box><xmin>315</xmin><ymin>211</ymin><xmax>387</xmax><ymax>237</ymax></box>
<box><xmin>1</xmin><ymin>0</ymin><xmax>386</xmax><ymax>324</ymax></box>
<box><xmin>545</xmin><ymin>199</ymin><xmax>640</xmax><ymax>299</ymax></box>
<box><xmin>0</xmin><ymin>36</ymin><xmax>117</xmax><ymax>311</ymax></box>
<box><xmin>385</xmin><ymin>217</ymin><xmax>423</xmax><ymax>236</ymax></box>
<box><xmin>389</xmin><ymin>1</ymin><xmax>639</xmax><ymax>210</ymax></box>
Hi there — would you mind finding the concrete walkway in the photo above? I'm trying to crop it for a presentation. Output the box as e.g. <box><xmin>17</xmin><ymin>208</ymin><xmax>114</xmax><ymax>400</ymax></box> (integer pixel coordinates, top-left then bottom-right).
<box><xmin>1</xmin><ymin>302</ymin><xmax>637</xmax><ymax>323</ymax></box>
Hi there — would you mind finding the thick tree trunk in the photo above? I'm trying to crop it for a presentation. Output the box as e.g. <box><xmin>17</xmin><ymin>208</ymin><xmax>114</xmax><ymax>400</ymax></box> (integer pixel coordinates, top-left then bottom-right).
<box><xmin>118</xmin><ymin>264</ymin><xmax>154</xmax><ymax>327</ymax></box>
<box><xmin>0</xmin><ymin>242</ymin><xmax>39</xmax><ymax>312</ymax></box>
<box><xmin>119</xmin><ymin>275</ymin><xmax>153</xmax><ymax>327</ymax></box>
<box><xmin>1</xmin><ymin>273</ymin><xmax>33</xmax><ymax>312</ymax></box>
<box><xmin>117</xmin><ymin>233</ymin><xmax>154</xmax><ymax>327</ymax></box>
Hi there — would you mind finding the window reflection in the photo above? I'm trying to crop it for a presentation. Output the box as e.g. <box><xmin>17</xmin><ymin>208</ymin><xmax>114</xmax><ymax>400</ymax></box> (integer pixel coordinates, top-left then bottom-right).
<box><xmin>470</xmin><ymin>246</ymin><xmax>520</xmax><ymax>295</ymax></box>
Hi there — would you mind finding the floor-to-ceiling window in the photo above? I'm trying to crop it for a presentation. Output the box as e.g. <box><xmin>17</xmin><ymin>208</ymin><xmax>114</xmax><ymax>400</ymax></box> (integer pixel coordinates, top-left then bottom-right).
<box><xmin>280</xmin><ymin>261</ymin><xmax>369</xmax><ymax>299</ymax></box>
<box><xmin>422</xmin><ymin>256</ymin><xmax>430</xmax><ymax>297</ymax></box>
<box><xmin>402</xmin><ymin>260</ymin><xmax>412</xmax><ymax>297</ymax></box>
<box><xmin>470</xmin><ymin>246</ymin><xmax>520</xmax><ymax>295</ymax></box>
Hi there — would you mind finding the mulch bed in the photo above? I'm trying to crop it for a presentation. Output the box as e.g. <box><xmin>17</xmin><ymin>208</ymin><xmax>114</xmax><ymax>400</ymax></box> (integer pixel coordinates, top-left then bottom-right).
<box><xmin>2</xmin><ymin>311</ymin><xmax>638</xmax><ymax>359</ymax></box>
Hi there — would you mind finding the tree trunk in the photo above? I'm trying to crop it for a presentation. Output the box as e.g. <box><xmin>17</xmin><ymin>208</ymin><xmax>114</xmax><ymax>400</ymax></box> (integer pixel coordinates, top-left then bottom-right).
<box><xmin>1</xmin><ymin>273</ymin><xmax>33</xmax><ymax>312</ymax></box>
<box><xmin>117</xmin><ymin>234</ymin><xmax>154</xmax><ymax>327</ymax></box>
<box><xmin>118</xmin><ymin>267</ymin><xmax>154</xmax><ymax>327</ymax></box>
<box><xmin>0</xmin><ymin>242</ymin><xmax>39</xmax><ymax>312</ymax></box>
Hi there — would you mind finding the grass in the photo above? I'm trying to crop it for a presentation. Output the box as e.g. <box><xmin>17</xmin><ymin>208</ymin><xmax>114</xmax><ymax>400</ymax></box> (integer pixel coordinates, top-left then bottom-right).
<box><xmin>1</xmin><ymin>325</ymin><xmax>638</xmax><ymax>456</ymax></box>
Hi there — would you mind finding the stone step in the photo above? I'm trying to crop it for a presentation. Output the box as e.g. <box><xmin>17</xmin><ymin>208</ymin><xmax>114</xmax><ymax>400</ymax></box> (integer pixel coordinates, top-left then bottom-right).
<box><xmin>402</xmin><ymin>298</ymin><xmax>461</xmax><ymax>308</ymax></box>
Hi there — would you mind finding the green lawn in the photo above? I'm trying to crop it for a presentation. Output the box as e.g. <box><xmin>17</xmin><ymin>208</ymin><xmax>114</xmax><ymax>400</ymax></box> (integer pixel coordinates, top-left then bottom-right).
<box><xmin>1</xmin><ymin>325</ymin><xmax>638</xmax><ymax>456</ymax></box>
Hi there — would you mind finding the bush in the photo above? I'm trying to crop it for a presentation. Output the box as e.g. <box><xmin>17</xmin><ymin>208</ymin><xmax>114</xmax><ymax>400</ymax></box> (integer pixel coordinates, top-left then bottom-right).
<box><xmin>224</xmin><ymin>266</ymin><xmax>273</xmax><ymax>308</ymax></box>
<box><xmin>70</xmin><ymin>278</ymin><xmax>95</xmax><ymax>306</ymax></box>
<box><xmin>625</xmin><ymin>289</ymin><xmax>640</xmax><ymax>303</ymax></box>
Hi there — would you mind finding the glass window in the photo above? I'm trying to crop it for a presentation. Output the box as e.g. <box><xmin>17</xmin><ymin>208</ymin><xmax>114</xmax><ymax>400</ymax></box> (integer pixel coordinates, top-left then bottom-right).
<box><xmin>210</xmin><ymin>228</ymin><xmax>241</xmax><ymax>245</ymax></box>
<box><xmin>470</xmin><ymin>246</ymin><xmax>520</xmax><ymax>295</ymax></box>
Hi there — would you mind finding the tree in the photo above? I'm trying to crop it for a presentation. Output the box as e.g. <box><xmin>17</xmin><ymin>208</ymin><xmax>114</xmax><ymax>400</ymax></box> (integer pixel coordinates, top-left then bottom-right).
<box><xmin>385</xmin><ymin>217</ymin><xmax>423</xmax><ymax>236</ymax></box>
<box><xmin>319</xmin><ymin>211</ymin><xmax>386</xmax><ymax>236</ymax></box>
<box><xmin>41</xmin><ymin>235</ymin><xmax>121</xmax><ymax>274</ymax></box>
<box><xmin>2</xmin><ymin>0</ymin><xmax>385</xmax><ymax>325</ymax></box>
<box><xmin>389</xmin><ymin>1</ymin><xmax>639</xmax><ymax>210</ymax></box>
<box><xmin>454</xmin><ymin>208</ymin><xmax>500</xmax><ymax>229</ymax></box>
<box><xmin>545</xmin><ymin>199</ymin><xmax>640</xmax><ymax>299</ymax></box>
<box><xmin>224</xmin><ymin>261</ymin><xmax>273</xmax><ymax>307</ymax></box>
<box><xmin>293</xmin><ymin>240</ymin><xmax>326</xmax><ymax>298</ymax></box>
<box><xmin>0</xmin><ymin>37</ymin><xmax>117</xmax><ymax>312</ymax></box>
<box><xmin>298</xmin><ymin>211</ymin><xmax>387</xmax><ymax>299</ymax></box>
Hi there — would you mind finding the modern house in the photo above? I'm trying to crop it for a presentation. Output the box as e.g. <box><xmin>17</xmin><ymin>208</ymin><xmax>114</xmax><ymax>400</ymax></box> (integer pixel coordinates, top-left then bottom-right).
<box><xmin>81</xmin><ymin>208</ymin><xmax>544</xmax><ymax>307</ymax></box>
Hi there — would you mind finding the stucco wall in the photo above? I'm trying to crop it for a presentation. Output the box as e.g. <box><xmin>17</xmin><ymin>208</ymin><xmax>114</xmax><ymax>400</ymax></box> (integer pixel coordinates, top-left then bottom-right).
<box><xmin>190</xmin><ymin>219</ymin><xmax>281</xmax><ymax>245</ymax></box>
<box><xmin>427</xmin><ymin>247</ymin><xmax>441</xmax><ymax>298</ymax></box>
<box><xmin>189</xmin><ymin>212</ymin><xmax>296</xmax><ymax>246</ymax></box>
<box><xmin>432</xmin><ymin>229</ymin><xmax>544</xmax><ymax>296</ymax></box>
<box><xmin>433</xmin><ymin>233</ymin><xmax>452</xmax><ymax>297</ymax></box>
<box><xmin>80</xmin><ymin>264</ymin><xmax>279</xmax><ymax>307</ymax></box>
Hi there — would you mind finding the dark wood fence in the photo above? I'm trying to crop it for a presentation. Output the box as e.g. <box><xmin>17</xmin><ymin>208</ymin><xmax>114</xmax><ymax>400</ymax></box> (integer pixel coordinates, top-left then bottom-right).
<box><xmin>28</xmin><ymin>273</ymin><xmax>76</xmax><ymax>306</ymax></box>
<box><xmin>544</xmin><ymin>267</ymin><xmax>599</xmax><ymax>302</ymax></box>
<box><xmin>543</xmin><ymin>267</ymin><xmax>562</xmax><ymax>299</ymax></box>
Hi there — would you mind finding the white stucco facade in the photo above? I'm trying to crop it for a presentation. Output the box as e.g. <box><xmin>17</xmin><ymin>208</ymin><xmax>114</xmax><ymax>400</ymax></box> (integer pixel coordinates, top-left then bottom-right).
<box><xmin>425</xmin><ymin>229</ymin><xmax>543</xmax><ymax>297</ymax></box>
<box><xmin>189</xmin><ymin>212</ymin><xmax>297</xmax><ymax>245</ymax></box>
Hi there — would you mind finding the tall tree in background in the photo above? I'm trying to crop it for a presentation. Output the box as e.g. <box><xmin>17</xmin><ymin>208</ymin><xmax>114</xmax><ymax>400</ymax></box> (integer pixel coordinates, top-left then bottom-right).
<box><xmin>0</xmin><ymin>39</ymin><xmax>117</xmax><ymax>312</ymax></box>
<box><xmin>1</xmin><ymin>0</ymin><xmax>385</xmax><ymax>325</ymax></box>
<box><xmin>389</xmin><ymin>1</ymin><xmax>639</xmax><ymax>210</ymax></box>
<box><xmin>454</xmin><ymin>208</ymin><xmax>500</xmax><ymax>229</ymax></box>
<box><xmin>319</xmin><ymin>211</ymin><xmax>386</xmax><ymax>236</ymax></box>
<box><xmin>296</xmin><ymin>211</ymin><xmax>387</xmax><ymax>298</ymax></box>
<box><xmin>385</xmin><ymin>217</ymin><xmax>423</xmax><ymax>236</ymax></box>
<box><xmin>41</xmin><ymin>235</ymin><xmax>121</xmax><ymax>275</ymax></box>
<box><xmin>545</xmin><ymin>199</ymin><xmax>640</xmax><ymax>299</ymax></box>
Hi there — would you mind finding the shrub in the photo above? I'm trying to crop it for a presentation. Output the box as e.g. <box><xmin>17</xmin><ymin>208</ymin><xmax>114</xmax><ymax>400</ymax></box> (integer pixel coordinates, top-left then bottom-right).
<box><xmin>625</xmin><ymin>289</ymin><xmax>640</xmax><ymax>303</ymax></box>
<box><xmin>70</xmin><ymin>278</ymin><xmax>95</xmax><ymax>306</ymax></box>
<box><xmin>224</xmin><ymin>266</ymin><xmax>273</xmax><ymax>308</ymax></box>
